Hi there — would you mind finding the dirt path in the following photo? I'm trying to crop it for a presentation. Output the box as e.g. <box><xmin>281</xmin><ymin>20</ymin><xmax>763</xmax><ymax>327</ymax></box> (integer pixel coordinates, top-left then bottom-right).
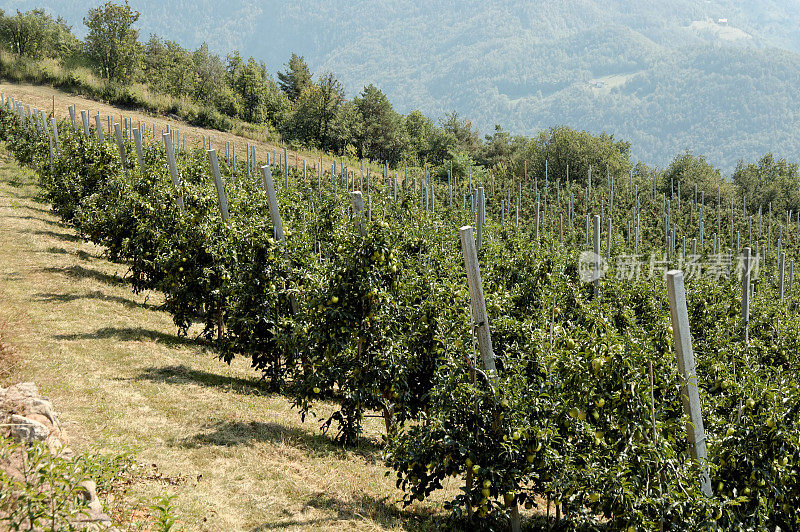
<box><xmin>0</xmin><ymin>145</ymin><xmax>443</xmax><ymax>530</ymax></box>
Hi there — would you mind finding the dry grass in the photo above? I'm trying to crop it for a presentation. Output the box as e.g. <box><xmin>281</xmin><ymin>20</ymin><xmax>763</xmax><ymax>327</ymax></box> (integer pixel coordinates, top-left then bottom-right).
<box><xmin>0</xmin><ymin>146</ymin><xmax>455</xmax><ymax>530</ymax></box>
<box><xmin>0</xmin><ymin>319</ymin><xmax>19</xmax><ymax>386</ymax></box>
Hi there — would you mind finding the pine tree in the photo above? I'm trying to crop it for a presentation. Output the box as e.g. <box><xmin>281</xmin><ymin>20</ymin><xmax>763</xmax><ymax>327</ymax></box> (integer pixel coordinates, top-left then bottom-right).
<box><xmin>277</xmin><ymin>53</ymin><xmax>312</xmax><ymax>102</ymax></box>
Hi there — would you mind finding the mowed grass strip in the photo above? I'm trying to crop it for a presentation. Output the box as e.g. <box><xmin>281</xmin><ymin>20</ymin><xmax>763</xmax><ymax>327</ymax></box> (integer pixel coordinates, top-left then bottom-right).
<box><xmin>0</xmin><ymin>145</ymin><xmax>451</xmax><ymax>531</ymax></box>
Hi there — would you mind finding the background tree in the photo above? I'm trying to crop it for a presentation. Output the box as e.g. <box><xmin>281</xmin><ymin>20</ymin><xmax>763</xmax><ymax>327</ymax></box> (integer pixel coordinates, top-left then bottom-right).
<box><xmin>733</xmin><ymin>153</ymin><xmax>800</xmax><ymax>213</ymax></box>
<box><xmin>277</xmin><ymin>53</ymin><xmax>312</xmax><ymax>102</ymax></box>
<box><xmin>353</xmin><ymin>84</ymin><xmax>404</xmax><ymax>164</ymax></box>
<box><xmin>663</xmin><ymin>151</ymin><xmax>732</xmax><ymax>205</ymax></box>
<box><xmin>83</xmin><ymin>1</ymin><xmax>142</xmax><ymax>81</ymax></box>
<box><xmin>192</xmin><ymin>43</ymin><xmax>225</xmax><ymax>103</ymax></box>
<box><xmin>0</xmin><ymin>9</ymin><xmax>77</xmax><ymax>60</ymax></box>
<box><xmin>480</xmin><ymin>125</ymin><xmax>514</xmax><ymax>169</ymax></box>
<box><xmin>441</xmin><ymin>112</ymin><xmax>482</xmax><ymax>160</ymax></box>
<box><xmin>286</xmin><ymin>73</ymin><xmax>344</xmax><ymax>151</ymax></box>
<box><xmin>404</xmin><ymin>110</ymin><xmax>437</xmax><ymax>166</ymax></box>
<box><xmin>507</xmin><ymin>126</ymin><xmax>633</xmax><ymax>187</ymax></box>
<box><xmin>315</xmin><ymin>72</ymin><xmax>345</xmax><ymax>150</ymax></box>
<box><xmin>227</xmin><ymin>54</ymin><xmax>288</xmax><ymax>125</ymax></box>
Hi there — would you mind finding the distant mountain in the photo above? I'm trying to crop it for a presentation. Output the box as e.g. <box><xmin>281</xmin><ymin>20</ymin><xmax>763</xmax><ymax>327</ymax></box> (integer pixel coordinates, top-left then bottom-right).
<box><xmin>4</xmin><ymin>0</ymin><xmax>800</xmax><ymax>171</ymax></box>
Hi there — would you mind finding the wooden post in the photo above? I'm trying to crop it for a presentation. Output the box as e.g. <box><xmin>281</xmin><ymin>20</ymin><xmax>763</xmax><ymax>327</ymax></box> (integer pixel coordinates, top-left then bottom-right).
<box><xmin>261</xmin><ymin>165</ymin><xmax>284</xmax><ymax>241</ymax></box>
<box><xmin>350</xmin><ymin>191</ymin><xmax>365</xmax><ymax>235</ymax></box>
<box><xmin>459</xmin><ymin>226</ymin><xmax>498</xmax><ymax>386</ymax></box>
<box><xmin>665</xmin><ymin>270</ymin><xmax>713</xmax><ymax>498</ymax></box>
<box><xmin>114</xmin><ymin>123</ymin><xmax>128</xmax><ymax>175</ymax></box>
<box><xmin>162</xmin><ymin>132</ymin><xmax>185</xmax><ymax>213</ymax></box>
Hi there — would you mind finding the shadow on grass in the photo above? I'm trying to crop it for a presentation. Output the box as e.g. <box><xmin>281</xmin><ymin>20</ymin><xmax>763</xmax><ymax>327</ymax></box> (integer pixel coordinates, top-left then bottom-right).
<box><xmin>53</xmin><ymin>327</ymin><xmax>202</xmax><ymax>348</ymax></box>
<box><xmin>134</xmin><ymin>364</ymin><xmax>267</xmax><ymax>395</ymax></box>
<box><xmin>179</xmin><ymin>419</ymin><xmax>382</xmax><ymax>462</ymax></box>
<box><xmin>24</xmin><ymin>228</ymin><xmax>81</xmax><ymax>242</ymax></box>
<box><xmin>1</xmin><ymin>187</ymin><xmax>49</xmax><ymax>204</ymax></box>
<box><xmin>37</xmin><ymin>264</ymin><xmax>124</xmax><ymax>285</ymax></box>
<box><xmin>33</xmin><ymin>290</ymin><xmax>159</xmax><ymax>310</ymax></box>
<box><xmin>20</xmin><ymin>204</ymin><xmax>51</xmax><ymax>215</ymax></box>
<box><xmin>250</xmin><ymin>492</ymin><xmax>445</xmax><ymax>531</ymax></box>
<box><xmin>272</xmin><ymin>494</ymin><xmax>557</xmax><ymax>531</ymax></box>
<box><xmin>140</xmin><ymin>364</ymin><xmax>385</xmax><ymax>457</ymax></box>
<box><xmin>5</xmin><ymin>213</ymin><xmax>65</xmax><ymax>227</ymax></box>
<box><xmin>44</xmin><ymin>246</ymin><xmax>68</xmax><ymax>254</ymax></box>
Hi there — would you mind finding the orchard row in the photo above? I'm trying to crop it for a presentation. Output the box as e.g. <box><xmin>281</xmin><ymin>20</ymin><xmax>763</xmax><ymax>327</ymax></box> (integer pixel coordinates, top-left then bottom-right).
<box><xmin>3</xmin><ymin>97</ymin><xmax>800</xmax><ymax>531</ymax></box>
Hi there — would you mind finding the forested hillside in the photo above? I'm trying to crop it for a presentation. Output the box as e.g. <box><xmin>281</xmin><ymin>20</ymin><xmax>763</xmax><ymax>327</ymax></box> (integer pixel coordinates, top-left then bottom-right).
<box><xmin>2</xmin><ymin>0</ymin><xmax>800</xmax><ymax>170</ymax></box>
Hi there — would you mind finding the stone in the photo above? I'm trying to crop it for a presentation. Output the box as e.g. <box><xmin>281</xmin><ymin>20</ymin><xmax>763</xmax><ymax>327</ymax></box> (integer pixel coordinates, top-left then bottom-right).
<box><xmin>9</xmin><ymin>414</ymin><xmax>50</xmax><ymax>441</ymax></box>
<box><xmin>12</xmin><ymin>382</ymin><xmax>39</xmax><ymax>398</ymax></box>
<box><xmin>73</xmin><ymin>480</ymin><xmax>113</xmax><ymax>530</ymax></box>
<box><xmin>77</xmin><ymin>480</ymin><xmax>104</xmax><ymax>513</ymax></box>
<box><xmin>22</xmin><ymin>398</ymin><xmax>59</xmax><ymax>428</ymax></box>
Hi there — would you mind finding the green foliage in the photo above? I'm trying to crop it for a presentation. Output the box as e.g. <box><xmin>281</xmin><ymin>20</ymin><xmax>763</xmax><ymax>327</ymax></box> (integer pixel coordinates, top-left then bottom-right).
<box><xmin>663</xmin><ymin>151</ymin><xmax>733</xmax><ymax>206</ymax></box>
<box><xmin>353</xmin><ymin>84</ymin><xmax>405</xmax><ymax>164</ymax></box>
<box><xmin>0</xmin><ymin>8</ymin><xmax>78</xmax><ymax>60</ymax></box>
<box><xmin>8</xmin><ymin>100</ymin><xmax>800</xmax><ymax>529</ymax></box>
<box><xmin>0</xmin><ymin>436</ymin><xmax>133</xmax><ymax>531</ymax></box>
<box><xmin>733</xmin><ymin>153</ymin><xmax>800</xmax><ymax>214</ymax></box>
<box><xmin>284</xmin><ymin>72</ymin><xmax>344</xmax><ymax>151</ymax></box>
<box><xmin>150</xmin><ymin>494</ymin><xmax>180</xmax><ymax>532</ymax></box>
<box><xmin>277</xmin><ymin>53</ymin><xmax>312</xmax><ymax>102</ymax></box>
<box><xmin>144</xmin><ymin>36</ymin><xmax>198</xmax><ymax>98</ymax></box>
<box><xmin>226</xmin><ymin>52</ymin><xmax>288</xmax><ymax>124</ymax></box>
<box><xmin>83</xmin><ymin>1</ymin><xmax>142</xmax><ymax>81</ymax></box>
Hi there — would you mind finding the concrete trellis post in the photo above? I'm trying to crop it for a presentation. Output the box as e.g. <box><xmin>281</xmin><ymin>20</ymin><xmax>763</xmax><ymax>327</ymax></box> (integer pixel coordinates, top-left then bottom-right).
<box><xmin>593</xmin><ymin>215</ymin><xmax>601</xmax><ymax>290</ymax></box>
<box><xmin>68</xmin><ymin>105</ymin><xmax>77</xmax><ymax>130</ymax></box>
<box><xmin>459</xmin><ymin>226</ymin><xmax>498</xmax><ymax>387</ymax></box>
<box><xmin>114</xmin><ymin>123</ymin><xmax>128</xmax><ymax>175</ymax></box>
<box><xmin>350</xmin><ymin>191</ymin><xmax>365</xmax><ymax>235</ymax></box>
<box><xmin>742</xmin><ymin>248</ymin><xmax>751</xmax><ymax>344</ymax></box>
<box><xmin>51</xmin><ymin>116</ymin><xmax>59</xmax><ymax>155</ymax></box>
<box><xmin>94</xmin><ymin>114</ymin><xmax>104</xmax><ymax>143</ymax></box>
<box><xmin>476</xmin><ymin>187</ymin><xmax>485</xmax><ymax>250</ymax></box>
<box><xmin>162</xmin><ymin>132</ymin><xmax>185</xmax><ymax>213</ymax></box>
<box><xmin>261</xmin><ymin>165</ymin><xmax>284</xmax><ymax>241</ymax></box>
<box><xmin>132</xmin><ymin>128</ymin><xmax>146</xmax><ymax>180</ymax></box>
<box><xmin>207</xmin><ymin>149</ymin><xmax>229</xmax><ymax>222</ymax></box>
<box><xmin>284</xmin><ymin>146</ymin><xmax>289</xmax><ymax>187</ymax></box>
<box><xmin>666</xmin><ymin>270</ymin><xmax>713</xmax><ymax>498</ymax></box>
<box><xmin>47</xmin><ymin>131</ymin><xmax>55</xmax><ymax>171</ymax></box>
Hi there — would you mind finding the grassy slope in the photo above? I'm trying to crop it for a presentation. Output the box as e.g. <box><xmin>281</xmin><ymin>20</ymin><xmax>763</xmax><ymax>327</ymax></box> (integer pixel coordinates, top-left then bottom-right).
<box><xmin>0</xmin><ymin>145</ymin><xmax>451</xmax><ymax>530</ymax></box>
<box><xmin>0</xmin><ymin>80</ymin><xmax>382</xmax><ymax>179</ymax></box>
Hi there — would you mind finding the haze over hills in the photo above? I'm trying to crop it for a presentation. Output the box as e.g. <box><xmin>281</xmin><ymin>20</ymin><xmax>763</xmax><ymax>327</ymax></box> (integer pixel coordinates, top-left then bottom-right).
<box><xmin>3</xmin><ymin>0</ymin><xmax>800</xmax><ymax>171</ymax></box>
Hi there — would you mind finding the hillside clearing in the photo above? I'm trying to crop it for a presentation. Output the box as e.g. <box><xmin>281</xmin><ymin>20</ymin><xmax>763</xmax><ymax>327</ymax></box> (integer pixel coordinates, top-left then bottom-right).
<box><xmin>0</xmin><ymin>81</ymin><xmax>361</xmax><ymax>179</ymax></box>
<box><xmin>0</xmin><ymin>144</ymin><xmax>448</xmax><ymax>530</ymax></box>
